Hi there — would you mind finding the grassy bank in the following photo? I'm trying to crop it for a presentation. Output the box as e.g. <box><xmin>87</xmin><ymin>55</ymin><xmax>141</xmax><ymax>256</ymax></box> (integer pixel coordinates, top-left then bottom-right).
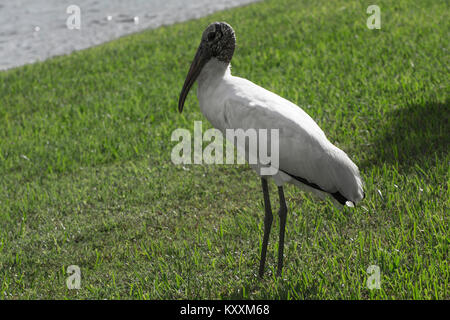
<box><xmin>0</xmin><ymin>0</ymin><xmax>448</xmax><ymax>299</ymax></box>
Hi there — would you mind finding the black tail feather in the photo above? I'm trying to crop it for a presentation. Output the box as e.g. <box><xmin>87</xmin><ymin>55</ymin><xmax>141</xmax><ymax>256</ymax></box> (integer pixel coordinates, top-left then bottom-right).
<box><xmin>280</xmin><ymin>169</ymin><xmax>350</xmax><ymax>206</ymax></box>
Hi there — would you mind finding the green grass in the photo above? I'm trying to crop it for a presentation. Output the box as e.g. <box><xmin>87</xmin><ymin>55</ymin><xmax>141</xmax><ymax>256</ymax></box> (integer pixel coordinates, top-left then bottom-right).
<box><xmin>0</xmin><ymin>0</ymin><xmax>448</xmax><ymax>299</ymax></box>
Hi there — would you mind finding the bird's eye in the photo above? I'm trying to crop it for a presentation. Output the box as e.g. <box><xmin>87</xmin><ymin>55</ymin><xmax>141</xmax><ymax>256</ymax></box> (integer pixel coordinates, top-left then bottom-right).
<box><xmin>207</xmin><ymin>32</ymin><xmax>216</xmax><ymax>41</ymax></box>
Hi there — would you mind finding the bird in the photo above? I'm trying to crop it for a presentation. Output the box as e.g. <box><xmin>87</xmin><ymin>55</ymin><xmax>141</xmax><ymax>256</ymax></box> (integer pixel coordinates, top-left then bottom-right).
<box><xmin>178</xmin><ymin>22</ymin><xmax>365</xmax><ymax>277</ymax></box>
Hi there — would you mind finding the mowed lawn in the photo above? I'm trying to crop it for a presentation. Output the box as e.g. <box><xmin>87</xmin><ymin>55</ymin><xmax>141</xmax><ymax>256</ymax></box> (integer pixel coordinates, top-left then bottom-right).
<box><xmin>0</xmin><ymin>0</ymin><xmax>448</xmax><ymax>299</ymax></box>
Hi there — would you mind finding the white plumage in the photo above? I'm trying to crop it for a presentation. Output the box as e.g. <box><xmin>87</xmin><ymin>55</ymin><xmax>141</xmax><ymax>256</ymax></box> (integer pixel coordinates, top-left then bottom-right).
<box><xmin>196</xmin><ymin>58</ymin><xmax>364</xmax><ymax>207</ymax></box>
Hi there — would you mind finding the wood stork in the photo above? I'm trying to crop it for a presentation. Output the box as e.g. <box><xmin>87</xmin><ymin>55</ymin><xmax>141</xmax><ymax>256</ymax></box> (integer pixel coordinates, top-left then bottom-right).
<box><xmin>178</xmin><ymin>22</ymin><xmax>365</xmax><ymax>277</ymax></box>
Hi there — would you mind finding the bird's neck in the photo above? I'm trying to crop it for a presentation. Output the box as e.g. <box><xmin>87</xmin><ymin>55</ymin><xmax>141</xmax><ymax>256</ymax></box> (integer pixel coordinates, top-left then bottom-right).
<box><xmin>197</xmin><ymin>58</ymin><xmax>231</xmax><ymax>89</ymax></box>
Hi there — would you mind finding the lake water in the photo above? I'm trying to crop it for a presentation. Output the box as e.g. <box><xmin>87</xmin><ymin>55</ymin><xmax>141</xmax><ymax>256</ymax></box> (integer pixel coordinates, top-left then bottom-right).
<box><xmin>0</xmin><ymin>0</ymin><xmax>258</xmax><ymax>70</ymax></box>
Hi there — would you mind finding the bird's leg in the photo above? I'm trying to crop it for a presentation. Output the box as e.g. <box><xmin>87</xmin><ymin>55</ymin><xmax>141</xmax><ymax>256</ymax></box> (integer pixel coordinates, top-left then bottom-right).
<box><xmin>277</xmin><ymin>186</ymin><xmax>288</xmax><ymax>277</ymax></box>
<box><xmin>258</xmin><ymin>177</ymin><xmax>273</xmax><ymax>278</ymax></box>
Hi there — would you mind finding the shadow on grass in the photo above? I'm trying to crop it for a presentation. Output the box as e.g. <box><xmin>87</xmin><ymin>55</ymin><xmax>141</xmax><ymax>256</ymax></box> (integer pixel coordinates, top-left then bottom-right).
<box><xmin>363</xmin><ymin>100</ymin><xmax>449</xmax><ymax>171</ymax></box>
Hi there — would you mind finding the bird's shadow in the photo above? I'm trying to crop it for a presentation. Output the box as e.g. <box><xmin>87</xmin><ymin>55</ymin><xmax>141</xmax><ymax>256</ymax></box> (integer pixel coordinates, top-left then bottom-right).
<box><xmin>362</xmin><ymin>100</ymin><xmax>449</xmax><ymax>172</ymax></box>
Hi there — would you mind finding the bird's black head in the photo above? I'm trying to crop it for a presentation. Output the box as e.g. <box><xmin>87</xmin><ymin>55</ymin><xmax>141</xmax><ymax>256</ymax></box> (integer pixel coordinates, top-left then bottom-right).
<box><xmin>200</xmin><ymin>22</ymin><xmax>236</xmax><ymax>64</ymax></box>
<box><xmin>178</xmin><ymin>22</ymin><xmax>236</xmax><ymax>113</ymax></box>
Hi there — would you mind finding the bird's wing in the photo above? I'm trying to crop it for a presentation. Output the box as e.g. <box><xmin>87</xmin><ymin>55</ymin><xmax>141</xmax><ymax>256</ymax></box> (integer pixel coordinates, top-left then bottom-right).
<box><xmin>221</xmin><ymin>76</ymin><xmax>364</xmax><ymax>204</ymax></box>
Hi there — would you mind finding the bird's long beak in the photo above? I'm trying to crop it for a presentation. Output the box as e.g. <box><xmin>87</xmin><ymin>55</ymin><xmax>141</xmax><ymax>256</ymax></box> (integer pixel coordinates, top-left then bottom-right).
<box><xmin>178</xmin><ymin>45</ymin><xmax>210</xmax><ymax>113</ymax></box>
